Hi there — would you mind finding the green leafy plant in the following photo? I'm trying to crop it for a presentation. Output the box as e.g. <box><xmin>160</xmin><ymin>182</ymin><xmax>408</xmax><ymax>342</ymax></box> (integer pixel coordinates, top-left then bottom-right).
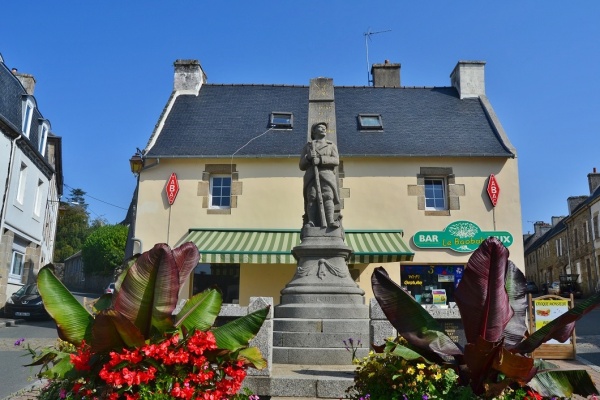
<box><xmin>29</xmin><ymin>242</ymin><xmax>268</xmax><ymax>399</ymax></box>
<box><xmin>370</xmin><ymin>237</ymin><xmax>600</xmax><ymax>399</ymax></box>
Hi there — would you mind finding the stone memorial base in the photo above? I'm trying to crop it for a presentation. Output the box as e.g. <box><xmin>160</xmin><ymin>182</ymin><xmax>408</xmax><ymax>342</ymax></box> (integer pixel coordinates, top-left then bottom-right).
<box><xmin>273</xmin><ymin>226</ymin><xmax>369</xmax><ymax>365</ymax></box>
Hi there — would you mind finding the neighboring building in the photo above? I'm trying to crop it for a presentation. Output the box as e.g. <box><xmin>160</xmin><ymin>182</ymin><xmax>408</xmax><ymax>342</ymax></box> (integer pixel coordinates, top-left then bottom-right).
<box><xmin>524</xmin><ymin>170</ymin><xmax>600</xmax><ymax>295</ymax></box>
<box><xmin>127</xmin><ymin>58</ymin><xmax>524</xmax><ymax>306</ymax></box>
<box><xmin>0</xmin><ymin>54</ymin><xmax>63</xmax><ymax>306</ymax></box>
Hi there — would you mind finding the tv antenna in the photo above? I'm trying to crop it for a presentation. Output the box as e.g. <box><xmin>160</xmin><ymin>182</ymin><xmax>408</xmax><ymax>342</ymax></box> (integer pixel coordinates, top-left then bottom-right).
<box><xmin>364</xmin><ymin>28</ymin><xmax>391</xmax><ymax>85</ymax></box>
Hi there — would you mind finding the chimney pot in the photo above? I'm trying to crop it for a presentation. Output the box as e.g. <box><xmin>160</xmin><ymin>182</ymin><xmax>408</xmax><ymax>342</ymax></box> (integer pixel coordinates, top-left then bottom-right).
<box><xmin>371</xmin><ymin>61</ymin><xmax>401</xmax><ymax>87</ymax></box>
<box><xmin>588</xmin><ymin>168</ymin><xmax>600</xmax><ymax>194</ymax></box>
<box><xmin>450</xmin><ymin>60</ymin><xmax>486</xmax><ymax>99</ymax></box>
<box><xmin>173</xmin><ymin>59</ymin><xmax>206</xmax><ymax>93</ymax></box>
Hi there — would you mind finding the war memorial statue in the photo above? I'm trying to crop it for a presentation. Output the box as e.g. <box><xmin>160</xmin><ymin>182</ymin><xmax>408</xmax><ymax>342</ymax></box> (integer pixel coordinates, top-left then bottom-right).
<box><xmin>299</xmin><ymin>122</ymin><xmax>341</xmax><ymax>229</ymax></box>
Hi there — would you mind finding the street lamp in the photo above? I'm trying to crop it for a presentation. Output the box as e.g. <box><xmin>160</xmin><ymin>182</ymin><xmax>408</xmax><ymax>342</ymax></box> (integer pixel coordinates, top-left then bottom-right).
<box><xmin>129</xmin><ymin>153</ymin><xmax>144</xmax><ymax>176</ymax></box>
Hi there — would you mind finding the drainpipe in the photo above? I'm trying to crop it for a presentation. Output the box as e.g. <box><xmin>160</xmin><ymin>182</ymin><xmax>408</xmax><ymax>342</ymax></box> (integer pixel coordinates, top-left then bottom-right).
<box><xmin>0</xmin><ymin>136</ymin><xmax>22</xmax><ymax>243</ymax></box>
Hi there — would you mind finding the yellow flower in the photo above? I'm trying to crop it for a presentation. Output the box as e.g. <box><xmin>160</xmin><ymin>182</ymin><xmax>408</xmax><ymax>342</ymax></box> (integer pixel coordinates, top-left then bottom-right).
<box><xmin>434</xmin><ymin>372</ymin><xmax>442</xmax><ymax>381</ymax></box>
<box><xmin>416</xmin><ymin>374</ymin><xmax>424</xmax><ymax>382</ymax></box>
<box><xmin>417</xmin><ymin>363</ymin><xmax>426</xmax><ymax>370</ymax></box>
<box><xmin>406</xmin><ymin>367</ymin><xmax>415</xmax><ymax>375</ymax></box>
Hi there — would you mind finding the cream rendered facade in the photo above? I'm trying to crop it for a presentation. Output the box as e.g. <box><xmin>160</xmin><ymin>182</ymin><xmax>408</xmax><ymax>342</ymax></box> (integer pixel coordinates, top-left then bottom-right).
<box><xmin>133</xmin><ymin>155</ymin><xmax>524</xmax><ymax>306</ymax></box>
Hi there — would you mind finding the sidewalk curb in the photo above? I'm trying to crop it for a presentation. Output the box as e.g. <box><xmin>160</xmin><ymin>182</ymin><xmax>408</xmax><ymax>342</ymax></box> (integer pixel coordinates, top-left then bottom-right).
<box><xmin>0</xmin><ymin>318</ymin><xmax>25</xmax><ymax>328</ymax></box>
<box><xmin>0</xmin><ymin>380</ymin><xmax>46</xmax><ymax>400</ymax></box>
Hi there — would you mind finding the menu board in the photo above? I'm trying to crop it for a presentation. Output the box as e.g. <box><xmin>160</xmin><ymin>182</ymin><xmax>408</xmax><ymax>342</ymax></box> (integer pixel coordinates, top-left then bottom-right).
<box><xmin>533</xmin><ymin>298</ymin><xmax>570</xmax><ymax>344</ymax></box>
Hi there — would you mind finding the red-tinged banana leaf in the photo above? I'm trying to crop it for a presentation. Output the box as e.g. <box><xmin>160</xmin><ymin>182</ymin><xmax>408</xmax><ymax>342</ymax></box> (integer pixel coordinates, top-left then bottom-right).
<box><xmin>173</xmin><ymin>242</ymin><xmax>202</xmax><ymax>289</ymax></box>
<box><xmin>174</xmin><ymin>288</ymin><xmax>222</xmax><ymax>332</ymax></box>
<box><xmin>93</xmin><ymin>294</ymin><xmax>113</xmax><ymax>313</ymax></box>
<box><xmin>91</xmin><ymin>309</ymin><xmax>146</xmax><ymax>353</ymax></box>
<box><xmin>528</xmin><ymin>359</ymin><xmax>599</xmax><ymax>398</ymax></box>
<box><xmin>463</xmin><ymin>335</ymin><xmax>504</xmax><ymax>395</ymax></box>
<box><xmin>37</xmin><ymin>265</ymin><xmax>94</xmax><ymax>346</ymax></box>
<box><xmin>492</xmin><ymin>346</ymin><xmax>537</xmax><ymax>384</ymax></box>
<box><xmin>212</xmin><ymin>306</ymin><xmax>270</xmax><ymax>352</ymax></box>
<box><xmin>371</xmin><ymin>267</ymin><xmax>463</xmax><ymax>362</ymax></box>
<box><xmin>112</xmin><ymin>242</ymin><xmax>200</xmax><ymax>337</ymax></box>
<box><xmin>238</xmin><ymin>346</ymin><xmax>267</xmax><ymax>370</ymax></box>
<box><xmin>454</xmin><ymin>237</ymin><xmax>513</xmax><ymax>344</ymax></box>
<box><xmin>503</xmin><ymin>260</ymin><xmax>529</xmax><ymax>346</ymax></box>
<box><xmin>510</xmin><ymin>292</ymin><xmax>600</xmax><ymax>354</ymax></box>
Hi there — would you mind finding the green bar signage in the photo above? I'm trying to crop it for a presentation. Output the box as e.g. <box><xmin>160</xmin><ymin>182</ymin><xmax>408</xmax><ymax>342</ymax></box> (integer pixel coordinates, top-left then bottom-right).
<box><xmin>413</xmin><ymin>221</ymin><xmax>513</xmax><ymax>253</ymax></box>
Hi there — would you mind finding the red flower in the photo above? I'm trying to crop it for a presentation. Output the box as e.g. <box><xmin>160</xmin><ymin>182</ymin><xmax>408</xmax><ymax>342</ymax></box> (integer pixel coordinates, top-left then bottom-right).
<box><xmin>526</xmin><ymin>389</ymin><xmax>543</xmax><ymax>400</ymax></box>
<box><xmin>70</xmin><ymin>341</ymin><xmax>92</xmax><ymax>371</ymax></box>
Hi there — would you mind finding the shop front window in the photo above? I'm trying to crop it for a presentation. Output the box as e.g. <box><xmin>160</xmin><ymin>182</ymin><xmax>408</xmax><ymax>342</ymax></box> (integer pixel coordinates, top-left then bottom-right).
<box><xmin>401</xmin><ymin>265</ymin><xmax>464</xmax><ymax>305</ymax></box>
<box><xmin>193</xmin><ymin>263</ymin><xmax>240</xmax><ymax>304</ymax></box>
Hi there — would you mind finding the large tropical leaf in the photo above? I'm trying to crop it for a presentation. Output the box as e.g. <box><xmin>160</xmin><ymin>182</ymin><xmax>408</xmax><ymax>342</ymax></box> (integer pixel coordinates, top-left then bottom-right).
<box><xmin>454</xmin><ymin>237</ymin><xmax>513</xmax><ymax>343</ymax></box>
<box><xmin>238</xmin><ymin>347</ymin><xmax>267</xmax><ymax>369</ymax></box>
<box><xmin>91</xmin><ymin>309</ymin><xmax>146</xmax><ymax>353</ymax></box>
<box><xmin>511</xmin><ymin>292</ymin><xmax>600</xmax><ymax>354</ymax></box>
<box><xmin>528</xmin><ymin>359</ymin><xmax>598</xmax><ymax>398</ymax></box>
<box><xmin>212</xmin><ymin>307</ymin><xmax>270</xmax><ymax>351</ymax></box>
<box><xmin>112</xmin><ymin>243</ymin><xmax>199</xmax><ymax>337</ymax></box>
<box><xmin>37</xmin><ymin>266</ymin><xmax>93</xmax><ymax>345</ymax></box>
<box><xmin>174</xmin><ymin>288</ymin><xmax>222</xmax><ymax>331</ymax></box>
<box><xmin>503</xmin><ymin>260</ymin><xmax>529</xmax><ymax>346</ymax></box>
<box><xmin>371</xmin><ymin>267</ymin><xmax>463</xmax><ymax>361</ymax></box>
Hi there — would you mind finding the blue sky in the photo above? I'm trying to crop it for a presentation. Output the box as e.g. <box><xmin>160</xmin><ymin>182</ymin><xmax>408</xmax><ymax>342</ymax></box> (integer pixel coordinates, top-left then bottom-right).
<box><xmin>2</xmin><ymin>1</ymin><xmax>599</xmax><ymax>234</ymax></box>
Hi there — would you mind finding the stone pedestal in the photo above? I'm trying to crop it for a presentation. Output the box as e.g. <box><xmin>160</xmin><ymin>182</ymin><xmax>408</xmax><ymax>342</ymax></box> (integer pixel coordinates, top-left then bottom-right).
<box><xmin>273</xmin><ymin>226</ymin><xmax>369</xmax><ymax>365</ymax></box>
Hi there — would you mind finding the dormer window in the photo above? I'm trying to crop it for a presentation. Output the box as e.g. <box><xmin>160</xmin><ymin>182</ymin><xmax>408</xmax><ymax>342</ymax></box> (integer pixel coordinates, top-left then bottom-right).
<box><xmin>22</xmin><ymin>97</ymin><xmax>35</xmax><ymax>138</ymax></box>
<box><xmin>270</xmin><ymin>112</ymin><xmax>293</xmax><ymax>129</ymax></box>
<box><xmin>38</xmin><ymin>120</ymin><xmax>49</xmax><ymax>156</ymax></box>
<box><xmin>358</xmin><ymin>114</ymin><xmax>383</xmax><ymax>130</ymax></box>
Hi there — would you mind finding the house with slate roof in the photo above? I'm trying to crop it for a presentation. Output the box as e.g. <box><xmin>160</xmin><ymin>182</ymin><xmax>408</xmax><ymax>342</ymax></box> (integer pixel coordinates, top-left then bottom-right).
<box><xmin>128</xmin><ymin>59</ymin><xmax>524</xmax><ymax>306</ymax></box>
<box><xmin>524</xmin><ymin>170</ymin><xmax>600</xmax><ymax>296</ymax></box>
<box><xmin>0</xmin><ymin>53</ymin><xmax>63</xmax><ymax>307</ymax></box>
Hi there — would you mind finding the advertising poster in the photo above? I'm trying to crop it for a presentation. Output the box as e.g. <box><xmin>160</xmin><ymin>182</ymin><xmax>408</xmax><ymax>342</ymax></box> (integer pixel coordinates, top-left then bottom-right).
<box><xmin>533</xmin><ymin>298</ymin><xmax>570</xmax><ymax>344</ymax></box>
<box><xmin>432</xmin><ymin>289</ymin><xmax>447</xmax><ymax>305</ymax></box>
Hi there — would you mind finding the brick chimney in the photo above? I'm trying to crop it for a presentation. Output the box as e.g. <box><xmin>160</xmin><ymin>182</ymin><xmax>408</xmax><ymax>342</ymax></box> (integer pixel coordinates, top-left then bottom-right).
<box><xmin>371</xmin><ymin>60</ymin><xmax>401</xmax><ymax>87</ymax></box>
<box><xmin>12</xmin><ymin>68</ymin><xmax>36</xmax><ymax>95</ymax></box>
<box><xmin>450</xmin><ymin>60</ymin><xmax>485</xmax><ymax>99</ymax></box>
<box><xmin>173</xmin><ymin>59</ymin><xmax>206</xmax><ymax>94</ymax></box>
<box><xmin>588</xmin><ymin>167</ymin><xmax>600</xmax><ymax>194</ymax></box>
<box><xmin>567</xmin><ymin>196</ymin><xmax>588</xmax><ymax>214</ymax></box>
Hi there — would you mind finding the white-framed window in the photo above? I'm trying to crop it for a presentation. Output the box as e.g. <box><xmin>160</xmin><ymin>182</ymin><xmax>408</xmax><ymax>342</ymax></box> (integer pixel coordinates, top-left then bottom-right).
<box><xmin>424</xmin><ymin>178</ymin><xmax>446</xmax><ymax>210</ymax></box>
<box><xmin>585</xmin><ymin>221</ymin><xmax>590</xmax><ymax>243</ymax></box>
<box><xmin>22</xmin><ymin>97</ymin><xmax>35</xmax><ymax>138</ymax></box>
<box><xmin>34</xmin><ymin>179</ymin><xmax>44</xmax><ymax>217</ymax></box>
<box><xmin>38</xmin><ymin>121</ymin><xmax>49</xmax><ymax>156</ymax></box>
<box><xmin>10</xmin><ymin>251</ymin><xmax>25</xmax><ymax>280</ymax></box>
<box><xmin>594</xmin><ymin>215</ymin><xmax>599</xmax><ymax>240</ymax></box>
<box><xmin>270</xmin><ymin>112</ymin><xmax>293</xmax><ymax>129</ymax></box>
<box><xmin>16</xmin><ymin>162</ymin><xmax>27</xmax><ymax>205</ymax></box>
<box><xmin>358</xmin><ymin>114</ymin><xmax>383</xmax><ymax>130</ymax></box>
<box><xmin>209</xmin><ymin>175</ymin><xmax>232</xmax><ymax>209</ymax></box>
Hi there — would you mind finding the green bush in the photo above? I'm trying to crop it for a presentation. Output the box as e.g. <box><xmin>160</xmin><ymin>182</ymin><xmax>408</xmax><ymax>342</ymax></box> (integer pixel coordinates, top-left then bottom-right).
<box><xmin>347</xmin><ymin>343</ymin><xmax>462</xmax><ymax>400</ymax></box>
<box><xmin>81</xmin><ymin>224</ymin><xmax>127</xmax><ymax>276</ymax></box>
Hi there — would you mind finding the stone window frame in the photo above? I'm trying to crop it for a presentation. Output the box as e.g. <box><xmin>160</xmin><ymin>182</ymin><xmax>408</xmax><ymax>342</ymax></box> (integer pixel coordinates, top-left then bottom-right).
<box><xmin>197</xmin><ymin>164</ymin><xmax>242</xmax><ymax>215</ymax></box>
<box><xmin>408</xmin><ymin>167</ymin><xmax>465</xmax><ymax>216</ymax></box>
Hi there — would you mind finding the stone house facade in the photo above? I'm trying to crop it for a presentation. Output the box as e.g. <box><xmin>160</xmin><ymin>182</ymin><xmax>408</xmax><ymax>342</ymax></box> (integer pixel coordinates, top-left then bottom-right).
<box><xmin>126</xmin><ymin>58</ymin><xmax>524</xmax><ymax>307</ymax></box>
<box><xmin>0</xmin><ymin>53</ymin><xmax>63</xmax><ymax>306</ymax></box>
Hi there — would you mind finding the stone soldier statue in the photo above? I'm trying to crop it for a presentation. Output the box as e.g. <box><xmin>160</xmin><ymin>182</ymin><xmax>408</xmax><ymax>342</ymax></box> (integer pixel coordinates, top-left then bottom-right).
<box><xmin>299</xmin><ymin>122</ymin><xmax>341</xmax><ymax>229</ymax></box>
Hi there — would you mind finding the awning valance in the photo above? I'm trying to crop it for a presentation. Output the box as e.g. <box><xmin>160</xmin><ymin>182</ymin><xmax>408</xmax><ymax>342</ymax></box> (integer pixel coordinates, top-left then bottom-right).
<box><xmin>183</xmin><ymin>229</ymin><xmax>414</xmax><ymax>265</ymax></box>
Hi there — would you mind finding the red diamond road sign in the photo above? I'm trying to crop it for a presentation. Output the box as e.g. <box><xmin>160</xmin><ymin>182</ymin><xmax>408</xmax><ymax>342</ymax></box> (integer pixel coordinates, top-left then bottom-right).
<box><xmin>487</xmin><ymin>174</ymin><xmax>500</xmax><ymax>207</ymax></box>
<box><xmin>166</xmin><ymin>173</ymin><xmax>179</xmax><ymax>205</ymax></box>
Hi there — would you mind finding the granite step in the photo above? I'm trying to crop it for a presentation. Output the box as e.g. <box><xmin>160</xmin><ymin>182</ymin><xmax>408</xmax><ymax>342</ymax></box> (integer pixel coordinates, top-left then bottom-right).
<box><xmin>244</xmin><ymin>363</ymin><xmax>356</xmax><ymax>399</ymax></box>
<box><xmin>273</xmin><ymin>347</ymin><xmax>369</xmax><ymax>365</ymax></box>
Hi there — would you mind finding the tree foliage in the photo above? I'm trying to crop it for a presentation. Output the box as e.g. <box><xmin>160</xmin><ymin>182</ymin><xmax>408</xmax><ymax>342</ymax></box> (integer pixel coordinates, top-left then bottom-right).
<box><xmin>53</xmin><ymin>188</ymin><xmax>90</xmax><ymax>262</ymax></box>
<box><xmin>81</xmin><ymin>224</ymin><xmax>128</xmax><ymax>276</ymax></box>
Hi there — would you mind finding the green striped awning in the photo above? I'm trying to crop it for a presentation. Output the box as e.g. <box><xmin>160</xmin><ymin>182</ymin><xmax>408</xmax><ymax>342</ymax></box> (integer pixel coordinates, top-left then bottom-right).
<box><xmin>183</xmin><ymin>229</ymin><xmax>414</xmax><ymax>265</ymax></box>
<box><xmin>345</xmin><ymin>230</ymin><xmax>414</xmax><ymax>263</ymax></box>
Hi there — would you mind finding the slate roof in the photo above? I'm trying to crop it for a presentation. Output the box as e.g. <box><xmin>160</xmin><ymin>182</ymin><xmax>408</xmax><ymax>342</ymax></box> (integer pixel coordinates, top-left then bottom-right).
<box><xmin>146</xmin><ymin>84</ymin><xmax>515</xmax><ymax>159</ymax></box>
<box><xmin>0</xmin><ymin>59</ymin><xmax>49</xmax><ymax>162</ymax></box>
